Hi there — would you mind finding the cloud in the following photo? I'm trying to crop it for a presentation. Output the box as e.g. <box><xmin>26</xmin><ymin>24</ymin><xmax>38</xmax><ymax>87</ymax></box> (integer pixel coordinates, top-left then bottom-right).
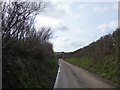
<box><xmin>94</xmin><ymin>6</ymin><xmax>109</xmax><ymax>12</ymax></box>
<box><xmin>34</xmin><ymin>2</ymin><xmax>117</xmax><ymax>52</ymax></box>
<box><xmin>94</xmin><ymin>2</ymin><xmax>118</xmax><ymax>13</ymax></box>
<box><xmin>45</xmin><ymin>2</ymin><xmax>73</xmax><ymax>18</ymax></box>
<box><xmin>51</xmin><ymin>27</ymin><xmax>94</xmax><ymax>52</ymax></box>
<box><xmin>56</xmin><ymin>3</ymin><xmax>72</xmax><ymax>14</ymax></box>
<box><xmin>52</xmin><ymin>35</ymin><xmax>93</xmax><ymax>52</ymax></box>
<box><xmin>50</xmin><ymin>36</ymin><xmax>71</xmax><ymax>51</ymax></box>
<box><xmin>34</xmin><ymin>2</ymin><xmax>76</xmax><ymax>32</ymax></box>
<box><xmin>112</xmin><ymin>3</ymin><xmax>118</xmax><ymax>10</ymax></box>
<box><xmin>35</xmin><ymin>15</ymin><xmax>60</xmax><ymax>28</ymax></box>
<box><xmin>98</xmin><ymin>20</ymin><xmax>118</xmax><ymax>33</ymax></box>
<box><xmin>55</xmin><ymin>23</ymin><xmax>69</xmax><ymax>31</ymax></box>
<box><xmin>28</xmin><ymin>0</ymin><xmax>120</xmax><ymax>2</ymax></box>
<box><xmin>34</xmin><ymin>2</ymin><xmax>73</xmax><ymax>31</ymax></box>
<box><xmin>35</xmin><ymin>15</ymin><xmax>69</xmax><ymax>31</ymax></box>
<box><xmin>78</xmin><ymin>4</ymin><xmax>87</xmax><ymax>8</ymax></box>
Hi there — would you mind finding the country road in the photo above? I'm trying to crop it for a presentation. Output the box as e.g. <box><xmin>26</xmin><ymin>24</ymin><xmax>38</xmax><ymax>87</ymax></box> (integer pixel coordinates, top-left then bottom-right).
<box><xmin>54</xmin><ymin>59</ymin><xmax>117</xmax><ymax>88</ymax></box>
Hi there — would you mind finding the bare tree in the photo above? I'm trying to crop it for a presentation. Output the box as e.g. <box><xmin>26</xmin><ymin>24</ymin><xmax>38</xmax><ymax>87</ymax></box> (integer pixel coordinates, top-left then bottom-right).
<box><xmin>2</xmin><ymin>1</ymin><xmax>46</xmax><ymax>48</ymax></box>
<box><xmin>36</xmin><ymin>27</ymin><xmax>53</xmax><ymax>43</ymax></box>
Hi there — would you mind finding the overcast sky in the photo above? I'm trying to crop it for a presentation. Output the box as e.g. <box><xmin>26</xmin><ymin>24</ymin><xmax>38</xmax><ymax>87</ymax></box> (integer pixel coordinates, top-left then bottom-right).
<box><xmin>34</xmin><ymin>1</ymin><xmax>118</xmax><ymax>52</ymax></box>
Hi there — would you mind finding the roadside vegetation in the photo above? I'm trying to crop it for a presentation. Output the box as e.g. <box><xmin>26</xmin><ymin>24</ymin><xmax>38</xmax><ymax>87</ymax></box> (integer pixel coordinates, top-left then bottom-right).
<box><xmin>64</xmin><ymin>28</ymin><xmax>120</xmax><ymax>86</ymax></box>
<box><xmin>2</xmin><ymin>1</ymin><xmax>58</xmax><ymax>88</ymax></box>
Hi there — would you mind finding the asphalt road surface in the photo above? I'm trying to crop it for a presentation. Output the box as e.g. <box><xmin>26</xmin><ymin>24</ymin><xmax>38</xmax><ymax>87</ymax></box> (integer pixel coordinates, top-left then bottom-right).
<box><xmin>54</xmin><ymin>59</ymin><xmax>116</xmax><ymax>88</ymax></box>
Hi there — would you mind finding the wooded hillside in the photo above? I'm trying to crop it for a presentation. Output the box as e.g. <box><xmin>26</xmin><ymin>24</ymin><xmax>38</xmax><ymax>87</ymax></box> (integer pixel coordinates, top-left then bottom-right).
<box><xmin>64</xmin><ymin>28</ymin><xmax>120</xmax><ymax>86</ymax></box>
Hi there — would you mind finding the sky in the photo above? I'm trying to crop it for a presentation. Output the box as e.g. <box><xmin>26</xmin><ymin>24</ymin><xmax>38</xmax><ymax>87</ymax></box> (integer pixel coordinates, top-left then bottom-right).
<box><xmin>34</xmin><ymin>1</ymin><xmax>118</xmax><ymax>52</ymax></box>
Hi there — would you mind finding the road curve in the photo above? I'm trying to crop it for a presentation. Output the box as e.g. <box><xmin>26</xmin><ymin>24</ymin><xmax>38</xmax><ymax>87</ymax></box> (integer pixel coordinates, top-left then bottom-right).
<box><xmin>54</xmin><ymin>59</ymin><xmax>117</xmax><ymax>88</ymax></box>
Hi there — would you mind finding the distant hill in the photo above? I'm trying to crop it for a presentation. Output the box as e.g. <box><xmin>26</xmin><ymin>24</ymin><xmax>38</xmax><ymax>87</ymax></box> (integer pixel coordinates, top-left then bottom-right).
<box><xmin>64</xmin><ymin>28</ymin><xmax>119</xmax><ymax>59</ymax></box>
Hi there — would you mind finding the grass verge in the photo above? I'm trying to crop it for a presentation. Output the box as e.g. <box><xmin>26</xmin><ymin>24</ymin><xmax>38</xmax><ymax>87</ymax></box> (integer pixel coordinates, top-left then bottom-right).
<box><xmin>64</xmin><ymin>56</ymin><xmax>119</xmax><ymax>86</ymax></box>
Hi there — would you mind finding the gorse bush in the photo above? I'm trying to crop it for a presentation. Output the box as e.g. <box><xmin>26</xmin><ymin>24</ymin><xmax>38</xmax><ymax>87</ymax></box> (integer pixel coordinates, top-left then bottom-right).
<box><xmin>2</xmin><ymin>1</ymin><xmax>58</xmax><ymax>88</ymax></box>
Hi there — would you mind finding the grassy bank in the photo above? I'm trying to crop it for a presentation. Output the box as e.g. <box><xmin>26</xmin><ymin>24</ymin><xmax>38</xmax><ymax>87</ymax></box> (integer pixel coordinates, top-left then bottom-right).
<box><xmin>65</xmin><ymin>56</ymin><xmax>119</xmax><ymax>85</ymax></box>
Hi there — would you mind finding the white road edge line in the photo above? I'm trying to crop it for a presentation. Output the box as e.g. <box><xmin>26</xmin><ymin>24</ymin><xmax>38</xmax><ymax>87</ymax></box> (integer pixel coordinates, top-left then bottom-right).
<box><xmin>53</xmin><ymin>59</ymin><xmax>61</xmax><ymax>88</ymax></box>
